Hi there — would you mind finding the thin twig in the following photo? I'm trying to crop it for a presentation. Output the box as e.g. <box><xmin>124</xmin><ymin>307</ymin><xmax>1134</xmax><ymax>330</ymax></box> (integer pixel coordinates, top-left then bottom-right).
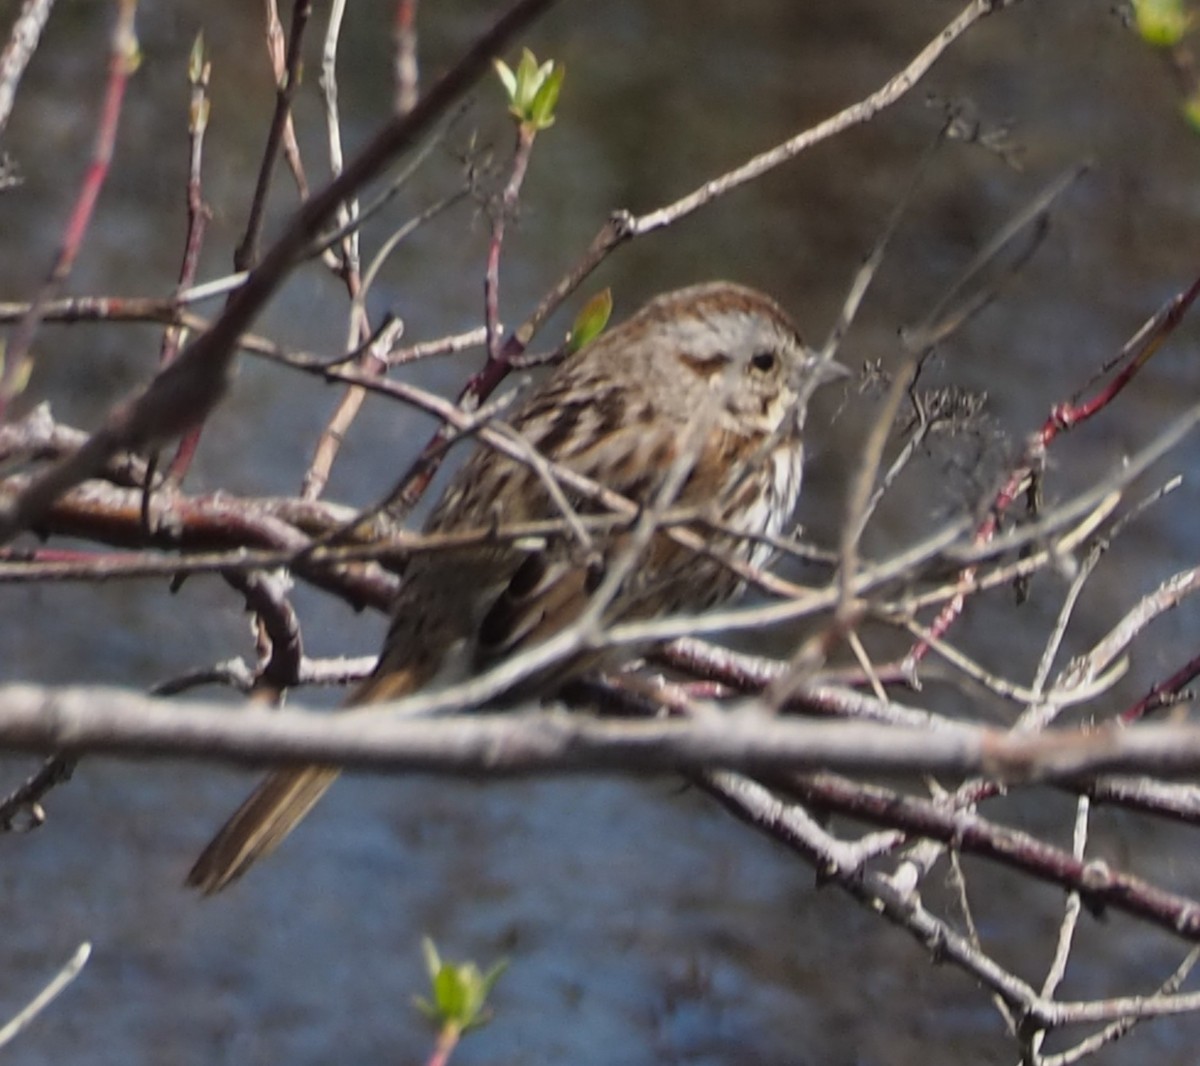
<box><xmin>0</xmin><ymin>0</ymin><xmax>56</xmax><ymax>135</ymax></box>
<box><xmin>236</xmin><ymin>0</ymin><xmax>312</xmax><ymax>271</ymax></box>
<box><xmin>0</xmin><ymin>754</ymin><xmax>74</xmax><ymax>831</ymax></box>
<box><xmin>162</xmin><ymin>34</ymin><xmax>214</xmax><ymax>483</ymax></box>
<box><xmin>905</xmin><ymin>271</ymin><xmax>1200</xmax><ymax>672</ymax></box>
<box><xmin>0</xmin><ymin>943</ymin><xmax>91</xmax><ymax>1052</ymax></box>
<box><xmin>394</xmin><ymin>0</ymin><xmax>419</xmax><ymax>114</ymax></box>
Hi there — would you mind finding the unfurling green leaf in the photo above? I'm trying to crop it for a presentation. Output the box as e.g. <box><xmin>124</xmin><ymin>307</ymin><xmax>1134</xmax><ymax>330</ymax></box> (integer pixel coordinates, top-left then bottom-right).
<box><xmin>529</xmin><ymin>63</ymin><xmax>565</xmax><ymax>129</ymax></box>
<box><xmin>495</xmin><ymin>48</ymin><xmax>564</xmax><ymax>131</ymax></box>
<box><xmin>413</xmin><ymin>937</ymin><xmax>508</xmax><ymax>1034</ymax></box>
<box><xmin>188</xmin><ymin>32</ymin><xmax>206</xmax><ymax>84</ymax></box>
<box><xmin>493</xmin><ymin>57</ymin><xmax>517</xmax><ymax>99</ymax></box>
<box><xmin>566</xmin><ymin>288</ymin><xmax>613</xmax><ymax>354</ymax></box>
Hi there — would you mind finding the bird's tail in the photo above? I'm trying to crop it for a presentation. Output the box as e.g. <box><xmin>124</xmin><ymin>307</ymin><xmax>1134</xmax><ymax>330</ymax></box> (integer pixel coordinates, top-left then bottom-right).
<box><xmin>185</xmin><ymin>765</ymin><xmax>341</xmax><ymax>895</ymax></box>
<box><xmin>186</xmin><ymin>663</ymin><xmax>424</xmax><ymax>895</ymax></box>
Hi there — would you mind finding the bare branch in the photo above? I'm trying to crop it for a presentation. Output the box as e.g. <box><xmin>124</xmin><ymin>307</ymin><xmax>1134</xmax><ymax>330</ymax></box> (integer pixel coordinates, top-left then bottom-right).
<box><xmin>0</xmin><ymin>0</ymin><xmax>56</xmax><ymax>135</ymax></box>
<box><xmin>0</xmin><ymin>943</ymin><xmax>91</xmax><ymax>1052</ymax></box>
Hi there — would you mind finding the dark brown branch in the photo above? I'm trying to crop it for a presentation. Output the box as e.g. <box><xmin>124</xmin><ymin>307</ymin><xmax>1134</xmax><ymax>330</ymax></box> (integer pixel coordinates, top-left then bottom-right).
<box><xmin>0</xmin><ymin>754</ymin><xmax>74</xmax><ymax>831</ymax></box>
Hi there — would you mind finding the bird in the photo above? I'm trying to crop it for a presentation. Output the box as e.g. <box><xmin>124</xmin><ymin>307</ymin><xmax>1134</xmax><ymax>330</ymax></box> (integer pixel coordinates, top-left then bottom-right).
<box><xmin>186</xmin><ymin>280</ymin><xmax>843</xmax><ymax>894</ymax></box>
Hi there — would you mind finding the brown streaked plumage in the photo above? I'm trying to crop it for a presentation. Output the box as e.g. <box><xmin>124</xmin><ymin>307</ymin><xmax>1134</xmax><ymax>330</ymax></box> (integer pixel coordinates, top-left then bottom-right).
<box><xmin>186</xmin><ymin>281</ymin><xmax>841</xmax><ymax>894</ymax></box>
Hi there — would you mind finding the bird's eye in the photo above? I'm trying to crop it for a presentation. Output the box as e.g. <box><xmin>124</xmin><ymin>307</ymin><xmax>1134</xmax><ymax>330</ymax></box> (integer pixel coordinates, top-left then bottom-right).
<box><xmin>750</xmin><ymin>350</ymin><xmax>777</xmax><ymax>373</ymax></box>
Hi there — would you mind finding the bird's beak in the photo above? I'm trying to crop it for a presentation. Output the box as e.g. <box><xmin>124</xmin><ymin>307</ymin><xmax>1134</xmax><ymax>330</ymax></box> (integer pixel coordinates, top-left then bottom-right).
<box><xmin>805</xmin><ymin>353</ymin><xmax>852</xmax><ymax>386</ymax></box>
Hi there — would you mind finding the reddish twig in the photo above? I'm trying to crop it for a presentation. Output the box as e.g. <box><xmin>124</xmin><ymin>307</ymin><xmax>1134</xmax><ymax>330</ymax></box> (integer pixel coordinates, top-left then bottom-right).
<box><xmin>778</xmin><ymin>771</ymin><xmax>1200</xmax><ymax>946</ymax></box>
<box><xmin>394</xmin><ymin>0</ymin><xmax>419</xmax><ymax>114</ymax></box>
<box><xmin>904</xmin><ymin>272</ymin><xmax>1200</xmax><ymax>673</ymax></box>
<box><xmin>0</xmin><ymin>475</ymin><xmax>398</xmax><ymax>609</ymax></box>
<box><xmin>0</xmin><ymin>0</ymin><xmax>138</xmax><ymax>417</ymax></box>
<box><xmin>484</xmin><ymin>122</ymin><xmax>536</xmax><ymax>362</ymax></box>
<box><xmin>425</xmin><ymin>1028</ymin><xmax>459</xmax><ymax>1066</ymax></box>
<box><xmin>1122</xmin><ymin>650</ymin><xmax>1200</xmax><ymax>725</ymax></box>
<box><xmin>163</xmin><ymin>34</ymin><xmax>214</xmax><ymax>482</ymax></box>
<box><xmin>161</xmin><ymin>33</ymin><xmax>212</xmax><ymax>370</ymax></box>
<box><xmin>385</xmin><ymin>119</ymin><xmax>542</xmax><ymax>512</ymax></box>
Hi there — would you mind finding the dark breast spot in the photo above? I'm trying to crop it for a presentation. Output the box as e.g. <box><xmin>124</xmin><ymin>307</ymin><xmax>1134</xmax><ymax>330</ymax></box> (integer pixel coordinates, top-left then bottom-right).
<box><xmin>532</xmin><ymin>401</ymin><xmax>585</xmax><ymax>456</ymax></box>
<box><xmin>594</xmin><ymin>389</ymin><xmax>626</xmax><ymax>437</ymax></box>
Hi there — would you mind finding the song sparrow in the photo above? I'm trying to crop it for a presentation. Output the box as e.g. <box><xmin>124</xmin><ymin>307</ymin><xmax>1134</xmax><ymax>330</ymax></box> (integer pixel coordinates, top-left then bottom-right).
<box><xmin>187</xmin><ymin>281</ymin><xmax>842</xmax><ymax>894</ymax></box>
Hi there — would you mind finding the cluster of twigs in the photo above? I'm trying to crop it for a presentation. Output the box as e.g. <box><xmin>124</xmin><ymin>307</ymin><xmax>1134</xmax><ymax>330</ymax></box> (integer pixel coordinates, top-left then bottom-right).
<box><xmin>5</xmin><ymin>1</ymin><xmax>1200</xmax><ymax>1063</ymax></box>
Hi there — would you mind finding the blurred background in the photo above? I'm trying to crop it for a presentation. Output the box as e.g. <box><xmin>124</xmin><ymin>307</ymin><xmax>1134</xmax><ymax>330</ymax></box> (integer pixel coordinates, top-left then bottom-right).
<box><xmin>3</xmin><ymin>1</ymin><xmax>1200</xmax><ymax>1063</ymax></box>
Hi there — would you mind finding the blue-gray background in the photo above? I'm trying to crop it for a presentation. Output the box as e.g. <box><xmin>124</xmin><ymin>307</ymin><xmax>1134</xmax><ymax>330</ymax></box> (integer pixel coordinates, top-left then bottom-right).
<box><xmin>3</xmin><ymin>2</ymin><xmax>1200</xmax><ymax>1063</ymax></box>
